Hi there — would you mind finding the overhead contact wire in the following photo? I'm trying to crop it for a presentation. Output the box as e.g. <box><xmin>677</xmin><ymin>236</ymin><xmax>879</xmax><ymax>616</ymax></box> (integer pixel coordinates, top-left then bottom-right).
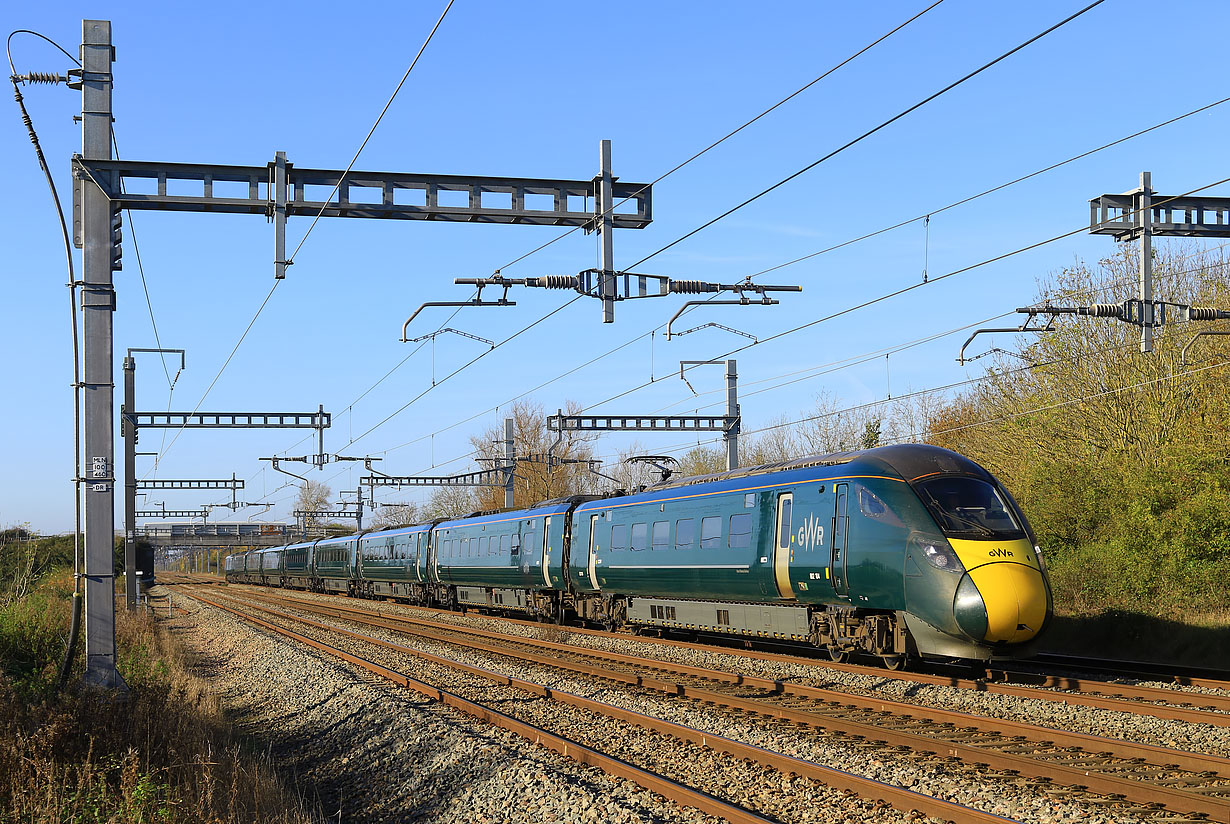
<box><xmin>626</xmin><ymin>0</ymin><xmax>1108</xmax><ymax>270</ymax></box>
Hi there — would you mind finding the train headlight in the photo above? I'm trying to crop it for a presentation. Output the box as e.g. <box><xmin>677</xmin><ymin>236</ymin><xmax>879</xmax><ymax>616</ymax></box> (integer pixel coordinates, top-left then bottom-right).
<box><xmin>921</xmin><ymin>541</ymin><xmax>964</xmax><ymax>574</ymax></box>
<box><xmin>1033</xmin><ymin>544</ymin><xmax>1047</xmax><ymax>573</ymax></box>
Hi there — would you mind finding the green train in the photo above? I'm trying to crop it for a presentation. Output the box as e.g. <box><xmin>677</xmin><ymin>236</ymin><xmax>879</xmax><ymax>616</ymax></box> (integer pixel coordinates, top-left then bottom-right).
<box><xmin>225</xmin><ymin>444</ymin><xmax>1052</xmax><ymax>666</ymax></box>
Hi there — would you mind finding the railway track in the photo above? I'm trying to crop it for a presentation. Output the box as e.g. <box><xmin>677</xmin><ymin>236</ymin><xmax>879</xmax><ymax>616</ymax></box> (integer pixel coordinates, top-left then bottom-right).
<box><xmin>167</xmin><ymin>576</ymin><xmax>1230</xmax><ymax>718</ymax></box>
<box><xmin>175</xmin><ymin>586</ymin><xmax>1015</xmax><ymax>824</ymax></box>
<box><xmin>173</xmin><ymin>582</ymin><xmax>1230</xmax><ymax>822</ymax></box>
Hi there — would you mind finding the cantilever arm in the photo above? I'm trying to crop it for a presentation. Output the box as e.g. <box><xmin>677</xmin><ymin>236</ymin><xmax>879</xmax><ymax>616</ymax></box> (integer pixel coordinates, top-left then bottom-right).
<box><xmin>1181</xmin><ymin>329</ymin><xmax>1230</xmax><ymax>367</ymax></box>
<box><xmin>666</xmin><ymin>298</ymin><xmax>778</xmax><ymax>341</ymax></box>
<box><xmin>401</xmin><ymin>299</ymin><xmax>516</xmax><ymax>341</ymax></box>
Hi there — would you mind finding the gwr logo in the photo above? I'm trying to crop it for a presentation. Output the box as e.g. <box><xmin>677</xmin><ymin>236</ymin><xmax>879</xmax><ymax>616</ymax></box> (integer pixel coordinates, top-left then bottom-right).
<box><xmin>796</xmin><ymin>514</ymin><xmax>824</xmax><ymax>550</ymax></box>
<box><xmin>987</xmin><ymin>547</ymin><xmax>1015</xmax><ymax>558</ymax></box>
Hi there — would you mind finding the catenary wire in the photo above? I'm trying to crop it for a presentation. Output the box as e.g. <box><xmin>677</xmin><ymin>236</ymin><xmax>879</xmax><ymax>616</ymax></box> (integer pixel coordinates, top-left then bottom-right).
<box><xmin>625</xmin><ymin>0</ymin><xmax>1107</xmax><ymax>271</ymax></box>
<box><xmin>273</xmin><ymin>1</ymin><xmax>948</xmax><ymax>462</ymax></box>
<box><xmin>284</xmin><ymin>0</ymin><xmax>454</xmax><ymax>267</ymax></box>
<box><xmin>328</xmin><ymin>102</ymin><xmax>1230</xmax><ymax>470</ymax></box>
<box><xmin>579</xmin><ymin>176</ymin><xmax>1230</xmax><ymax>415</ymax></box>
<box><xmin>492</xmin><ymin>0</ymin><xmax>946</xmax><ymax>274</ymax></box>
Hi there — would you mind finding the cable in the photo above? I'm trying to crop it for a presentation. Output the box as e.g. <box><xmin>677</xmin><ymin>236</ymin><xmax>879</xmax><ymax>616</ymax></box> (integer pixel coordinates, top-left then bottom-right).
<box><xmin>9</xmin><ymin>27</ymin><xmax>83</xmax><ymax>692</ymax></box>
<box><xmin>276</xmin><ymin>1</ymin><xmax>948</xmax><ymax>464</ymax></box>
<box><xmin>147</xmin><ymin>280</ymin><xmax>282</xmax><ymax>470</ymax></box>
<box><xmin>344</xmin><ymin>293</ymin><xmax>586</xmax><ymax>449</ymax></box>
<box><xmin>626</xmin><ymin>0</ymin><xmax>1108</xmax><ymax>270</ymax></box>
<box><xmin>492</xmin><ymin>0</ymin><xmax>946</xmax><ymax>274</ymax></box>
<box><xmin>580</xmin><ymin>175</ymin><xmax>1230</xmax><ymax>417</ymax></box>
<box><xmin>285</xmin><ymin>0</ymin><xmax>454</xmax><ymax>267</ymax></box>
<box><xmin>745</xmin><ymin>93</ymin><xmax>1230</xmax><ymax>281</ymax></box>
<box><xmin>663</xmin><ymin>249</ymin><xmax>1230</xmax><ymax>418</ymax></box>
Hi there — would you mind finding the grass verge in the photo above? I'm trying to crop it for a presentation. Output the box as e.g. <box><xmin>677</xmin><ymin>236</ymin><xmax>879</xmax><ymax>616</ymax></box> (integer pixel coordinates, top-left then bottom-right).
<box><xmin>0</xmin><ymin>568</ymin><xmax>324</xmax><ymax>823</ymax></box>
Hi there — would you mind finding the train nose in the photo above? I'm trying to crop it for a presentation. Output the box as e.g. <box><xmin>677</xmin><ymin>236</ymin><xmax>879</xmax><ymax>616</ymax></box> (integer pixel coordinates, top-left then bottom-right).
<box><xmin>953</xmin><ymin>561</ymin><xmax>1049</xmax><ymax>644</ymax></box>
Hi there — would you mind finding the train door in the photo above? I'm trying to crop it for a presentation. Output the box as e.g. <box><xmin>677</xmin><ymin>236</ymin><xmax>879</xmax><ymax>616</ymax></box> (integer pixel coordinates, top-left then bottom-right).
<box><xmin>542</xmin><ymin>516</ymin><xmax>553</xmax><ymax>588</ymax></box>
<box><xmin>588</xmin><ymin>514</ymin><xmax>600</xmax><ymax>589</ymax></box>
<box><xmin>414</xmin><ymin>533</ymin><xmax>424</xmax><ymax>582</ymax></box>
<box><xmin>773</xmin><ymin>493</ymin><xmax>795</xmax><ymax>598</ymax></box>
<box><xmin>831</xmin><ymin>483</ymin><xmax>850</xmax><ymax>597</ymax></box>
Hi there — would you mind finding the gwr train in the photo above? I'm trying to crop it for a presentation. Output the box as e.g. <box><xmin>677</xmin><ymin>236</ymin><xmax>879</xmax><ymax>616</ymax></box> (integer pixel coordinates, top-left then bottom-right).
<box><xmin>225</xmin><ymin>444</ymin><xmax>1052</xmax><ymax>666</ymax></box>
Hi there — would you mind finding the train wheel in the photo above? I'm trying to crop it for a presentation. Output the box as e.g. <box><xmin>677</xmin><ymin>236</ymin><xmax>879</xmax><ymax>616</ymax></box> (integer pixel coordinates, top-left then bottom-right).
<box><xmin>880</xmin><ymin>654</ymin><xmax>907</xmax><ymax>671</ymax></box>
<box><xmin>827</xmin><ymin>646</ymin><xmax>849</xmax><ymax>664</ymax></box>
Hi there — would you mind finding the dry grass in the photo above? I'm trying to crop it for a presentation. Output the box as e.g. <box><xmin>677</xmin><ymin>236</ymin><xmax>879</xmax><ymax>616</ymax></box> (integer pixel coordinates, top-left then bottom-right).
<box><xmin>0</xmin><ymin>569</ymin><xmax>324</xmax><ymax>823</ymax></box>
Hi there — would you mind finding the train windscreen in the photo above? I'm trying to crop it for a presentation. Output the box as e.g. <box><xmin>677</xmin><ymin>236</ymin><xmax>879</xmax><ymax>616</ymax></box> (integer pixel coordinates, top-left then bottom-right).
<box><xmin>914</xmin><ymin>476</ymin><xmax>1025</xmax><ymax>539</ymax></box>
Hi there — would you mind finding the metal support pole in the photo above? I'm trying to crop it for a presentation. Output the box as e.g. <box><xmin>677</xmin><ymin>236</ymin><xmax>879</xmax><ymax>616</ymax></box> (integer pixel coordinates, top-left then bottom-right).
<box><xmin>504</xmin><ymin>417</ymin><xmax>515</xmax><ymax>508</ymax></box>
<box><xmin>725</xmin><ymin>359</ymin><xmax>740</xmax><ymax>471</ymax></box>
<box><xmin>317</xmin><ymin>403</ymin><xmax>326</xmax><ymax>469</ymax></box>
<box><xmin>80</xmin><ymin>19</ymin><xmax>126</xmax><ymax>690</ymax></box>
<box><xmin>355</xmin><ymin>486</ymin><xmax>364</xmax><ymax>531</ymax></box>
<box><xmin>273</xmin><ymin>151</ymin><xmax>288</xmax><ymax>279</ymax></box>
<box><xmin>597</xmin><ymin>140</ymin><xmax>615</xmax><ymax>323</ymax></box>
<box><xmin>1139</xmin><ymin>171</ymin><xmax>1154</xmax><ymax>353</ymax></box>
<box><xmin>122</xmin><ymin>355</ymin><xmax>136</xmax><ymax>608</ymax></box>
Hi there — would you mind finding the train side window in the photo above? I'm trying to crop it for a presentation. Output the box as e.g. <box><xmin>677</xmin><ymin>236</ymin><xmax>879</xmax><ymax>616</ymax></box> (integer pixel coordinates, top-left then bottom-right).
<box><xmin>611</xmin><ymin>524</ymin><xmax>628</xmax><ymax>551</ymax></box>
<box><xmin>652</xmin><ymin>521</ymin><xmax>669</xmax><ymax>550</ymax></box>
<box><xmin>666</xmin><ymin>606</ymin><xmax>676</xmax><ymax>621</ymax></box>
<box><xmin>716</xmin><ymin>609</ymin><xmax>730</xmax><ymax>625</ymax></box>
<box><xmin>675</xmin><ymin>518</ymin><xmax>694</xmax><ymax>549</ymax></box>
<box><xmin>744</xmin><ymin>493</ymin><xmax>756</xmax><ymax>508</ymax></box>
<box><xmin>483</xmin><ymin>536</ymin><xmax>493</xmax><ymax>556</ymax></box>
<box><xmin>728</xmin><ymin>513</ymin><xmax>752</xmax><ymax>547</ymax></box>
<box><xmin>778</xmin><ymin>499</ymin><xmax>793</xmax><ymax>549</ymax></box>
<box><xmin>506</xmin><ymin>534</ymin><xmax>516</xmax><ymax>555</ymax></box>
<box><xmin>701</xmin><ymin>516</ymin><xmax>721</xmax><ymax>549</ymax></box>
<box><xmin>630</xmin><ymin>523</ymin><xmax>648</xmax><ymax>551</ymax></box>
<box><xmin>857</xmin><ymin>485</ymin><xmax>904</xmax><ymax>527</ymax></box>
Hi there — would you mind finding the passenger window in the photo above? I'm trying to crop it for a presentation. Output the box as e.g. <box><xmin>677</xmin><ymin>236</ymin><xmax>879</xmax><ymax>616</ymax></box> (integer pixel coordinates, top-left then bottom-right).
<box><xmin>502</xmin><ymin>534</ymin><xmax>512</xmax><ymax>555</ymax></box>
<box><xmin>701</xmin><ymin>516</ymin><xmax>721</xmax><ymax>549</ymax></box>
<box><xmin>857</xmin><ymin>485</ymin><xmax>903</xmax><ymax>526</ymax></box>
<box><xmin>675</xmin><ymin>518</ymin><xmax>694</xmax><ymax>549</ymax></box>
<box><xmin>778</xmin><ymin>499</ymin><xmax>793</xmax><ymax>549</ymax></box>
<box><xmin>652</xmin><ymin>521</ymin><xmax>669</xmax><ymax>550</ymax></box>
<box><xmin>611</xmin><ymin>524</ymin><xmax>628</xmax><ymax>551</ymax></box>
<box><xmin>630</xmin><ymin>523</ymin><xmax>648</xmax><ymax>551</ymax></box>
<box><xmin>729</xmin><ymin>513</ymin><xmax>752</xmax><ymax>548</ymax></box>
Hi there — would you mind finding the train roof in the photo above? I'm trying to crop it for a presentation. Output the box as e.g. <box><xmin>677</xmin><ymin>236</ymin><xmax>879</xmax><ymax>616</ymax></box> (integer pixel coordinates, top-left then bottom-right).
<box><xmin>638</xmin><ymin>443</ymin><xmax>992</xmax><ymax>493</ymax></box>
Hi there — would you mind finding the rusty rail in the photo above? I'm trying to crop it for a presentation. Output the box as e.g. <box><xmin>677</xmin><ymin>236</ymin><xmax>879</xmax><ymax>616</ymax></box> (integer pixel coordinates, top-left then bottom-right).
<box><xmin>183</xmin><ymin>589</ymin><xmax>1019</xmax><ymax>824</ymax></box>
<box><xmin>200</xmin><ymin>590</ymin><xmax>1230</xmax><ymax>823</ymax></box>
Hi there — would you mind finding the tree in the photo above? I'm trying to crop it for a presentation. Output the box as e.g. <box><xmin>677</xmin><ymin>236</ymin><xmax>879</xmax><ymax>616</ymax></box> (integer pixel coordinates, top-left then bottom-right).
<box><xmin>469</xmin><ymin>399</ymin><xmax>597</xmax><ymax>511</ymax></box>
<box><xmin>368</xmin><ymin>501</ymin><xmax>421</xmax><ymax>530</ymax></box>
<box><xmin>294</xmin><ymin>480</ymin><xmax>332</xmax><ymax>527</ymax></box>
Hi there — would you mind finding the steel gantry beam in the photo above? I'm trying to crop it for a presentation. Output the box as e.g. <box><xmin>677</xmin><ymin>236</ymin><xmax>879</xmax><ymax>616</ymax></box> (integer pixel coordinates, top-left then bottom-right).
<box><xmin>135</xmin><ymin>479</ymin><xmax>245</xmax><ymax>490</ymax></box>
<box><xmin>135</xmin><ymin>510</ymin><xmax>208</xmax><ymax>519</ymax></box>
<box><xmin>363</xmin><ymin>466</ymin><xmax>515</xmax><ymax>489</ymax></box>
<box><xmin>74</xmin><ymin>157</ymin><xmax>652</xmax><ymax>229</ymax></box>
<box><xmin>547</xmin><ymin>361</ymin><xmax>741</xmax><ymax>471</ymax></box>
<box><xmin>129</xmin><ymin>412</ymin><xmax>330</xmax><ymax>428</ymax></box>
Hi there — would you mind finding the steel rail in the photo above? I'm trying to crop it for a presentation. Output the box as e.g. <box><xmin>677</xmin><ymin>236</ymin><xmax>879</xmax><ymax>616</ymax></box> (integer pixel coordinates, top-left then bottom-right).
<box><xmin>180</xmin><ymin>589</ymin><xmax>1017</xmax><ymax>824</ymax></box>
<box><xmin>179</xmin><ymin>590</ymin><xmax>775</xmax><ymax>824</ymax></box>
<box><xmin>985</xmin><ymin>667</ymin><xmax>1230</xmax><ymax>713</ymax></box>
<box><xmin>217</xmin><ymin>590</ymin><xmax>1230</xmax><ymax>822</ymax></box>
<box><xmin>1017</xmin><ymin>653</ymin><xmax>1230</xmax><ymax>693</ymax></box>
<box><xmin>230</xmin><ymin>585</ymin><xmax>1230</xmax><ymax>726</ymax></box>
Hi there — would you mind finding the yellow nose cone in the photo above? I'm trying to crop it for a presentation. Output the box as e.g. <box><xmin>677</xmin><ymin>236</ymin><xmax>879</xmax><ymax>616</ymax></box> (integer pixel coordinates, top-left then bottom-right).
<box><xmin>967</xmin><ymin>562</ymin><xmax>1048</xmax><ymax>643</ymax></box>
<box><xmin>949</xmin><ymin>538</ymin><xmax>1049</xmax><ymax>644</ymax></box>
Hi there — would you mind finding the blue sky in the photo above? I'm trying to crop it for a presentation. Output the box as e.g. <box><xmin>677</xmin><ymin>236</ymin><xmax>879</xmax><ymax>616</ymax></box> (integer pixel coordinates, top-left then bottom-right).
<box><xmin>6</xmin><ymin>0</ymin><xmax>1230</xmax><ymax>532</ymax></box>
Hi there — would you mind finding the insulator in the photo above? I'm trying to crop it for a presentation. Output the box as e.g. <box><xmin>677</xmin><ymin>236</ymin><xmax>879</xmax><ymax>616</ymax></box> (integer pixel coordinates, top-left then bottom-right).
<box><xmin>537</xmin><ymin>275</ymin><xmax>579</xmax><ymax>290</ymax></box>
<box><xmin>1085</xmin><ymin>303</ymin><xmax>1123</xmax><ymax>318</ymax></box>
<box><xmin>20</xmin><ymin>72</ymin><xmax>66</xmax><ymax>85</ymax></box>
<box><xmin>669</xmin><ymin>280</ymin><xmax>714</xmax><ymax>294</ymax></box>
<box><xmin>1188</xmin><ymin>306</ymin><xmax>1219</xmax><ymax>321</ymax></box>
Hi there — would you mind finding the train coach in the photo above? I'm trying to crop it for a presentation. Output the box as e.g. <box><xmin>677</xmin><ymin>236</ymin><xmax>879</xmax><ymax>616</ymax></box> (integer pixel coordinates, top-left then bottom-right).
<box><xmin>225</xmin><ymin>444</ymin><xmax>1052</xmax><ymax>666</ymax></box>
